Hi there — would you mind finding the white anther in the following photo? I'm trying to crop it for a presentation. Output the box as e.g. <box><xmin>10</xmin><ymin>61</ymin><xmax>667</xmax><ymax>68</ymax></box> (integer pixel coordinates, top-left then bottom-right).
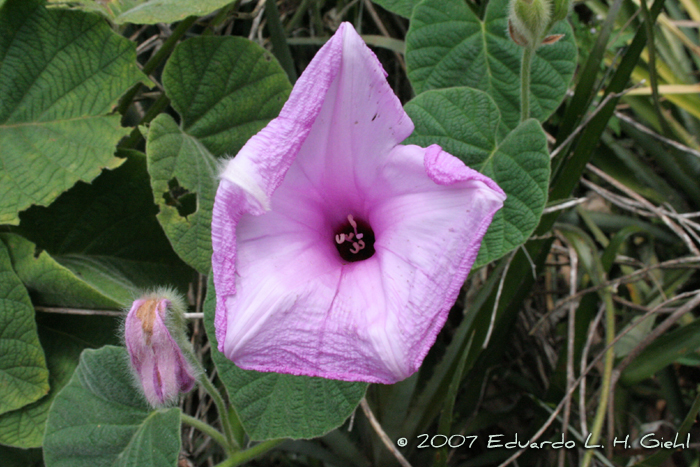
<box><xmin>349</xmin><ymin>240</ymin><xmax>366</xmax><ymax>254</ymax></box>
<box><xmin>335</xmin><ymin>233</ymin><xmax>346</xmax><ymax>244</ymax></box>
<box><xmin>347</xmin><ymin>214</ymin><xmax>365</xmax><ymax>239</ymax></box>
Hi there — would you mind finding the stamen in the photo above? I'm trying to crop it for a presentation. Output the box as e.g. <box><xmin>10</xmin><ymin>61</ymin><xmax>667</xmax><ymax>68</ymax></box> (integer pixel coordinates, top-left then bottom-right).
<box><xmin>334</xmin><ymin>214</ymin><xmax>375</xmax><ymax>262</ymax></box>
<box><xmin>349</xmin><ymin>240</ymin><xmax>366</xmax><ymax>254</ymax></box>
<box><xmin>347</xmin><ymin>214</ymin><xmax>363</xmax><ymax>240</ymax></box>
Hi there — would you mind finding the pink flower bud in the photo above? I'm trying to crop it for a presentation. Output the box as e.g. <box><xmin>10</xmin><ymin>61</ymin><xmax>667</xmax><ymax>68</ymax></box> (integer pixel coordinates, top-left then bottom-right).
<box><xmin>124</xmin><ymin>292</ymin><xmax>196</xmax><ymax>407</ymax></box>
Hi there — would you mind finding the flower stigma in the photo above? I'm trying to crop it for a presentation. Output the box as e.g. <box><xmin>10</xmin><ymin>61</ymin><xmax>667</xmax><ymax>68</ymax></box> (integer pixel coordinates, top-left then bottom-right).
<box><xmin>334</xmin><ymin>214</ymin><xmax>375</xmax><ymax>262</ymax></box>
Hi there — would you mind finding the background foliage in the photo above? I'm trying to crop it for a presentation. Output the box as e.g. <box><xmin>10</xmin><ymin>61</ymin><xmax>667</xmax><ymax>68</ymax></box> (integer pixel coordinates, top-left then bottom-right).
<box><xmin>1</xmin><ymin>0</ymin><xmax>700</xmax><ymax>465</ymax></box>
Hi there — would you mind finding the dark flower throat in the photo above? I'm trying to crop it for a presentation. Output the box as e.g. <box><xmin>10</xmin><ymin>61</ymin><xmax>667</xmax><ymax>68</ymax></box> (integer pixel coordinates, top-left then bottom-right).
<box><xmin>334</xmin><ymin>215</ymin><xmax>375</xmax><ymax>262</ymax></box>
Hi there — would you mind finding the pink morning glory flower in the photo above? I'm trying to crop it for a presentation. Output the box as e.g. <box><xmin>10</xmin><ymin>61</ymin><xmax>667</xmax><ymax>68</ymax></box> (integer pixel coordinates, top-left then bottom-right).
<box><xmin>211</xmin><ymin>23</ymin><xmax>506</xmax><ymax>384</ymax></box>
<box><xmin>124</xmin><ymin>291</ymin><xmax>196</xmax><ymax>407</ymax></box>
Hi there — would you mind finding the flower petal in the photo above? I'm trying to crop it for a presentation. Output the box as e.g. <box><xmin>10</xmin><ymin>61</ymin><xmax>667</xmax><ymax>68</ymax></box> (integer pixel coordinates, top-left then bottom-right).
<box><xmin>212</xmin><ymin>23</ymin><xmax>505</xmax><ymax>384</ymax></box>
<box><xmin>216</xmin><ymin>144</ymin><xmax>504</xmax><ymax>383</ymax></box>
<box><xmin>213</xmin><ymin>23</ymin><xmax>412</xmax><ymax>351</ymax></box>
<box><xmin>365</xmin><ymin>144</ymin><xmax>506</xmax><ymax>378</ymax></box>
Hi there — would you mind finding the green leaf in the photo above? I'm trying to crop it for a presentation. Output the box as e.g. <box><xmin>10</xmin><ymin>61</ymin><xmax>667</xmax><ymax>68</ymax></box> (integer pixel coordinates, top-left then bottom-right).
<box><xmin>371</xmin><ymin>0</ymin><xmax>419</xmax><ymax>18</ymax></box>
<box><xmin>0</xmin><ymin>242</ymin><xmax>48</xmax><ymax>417</ymax></box>
<box><xmin>0</xmin><ymin>0</ymin><xmax>147</xmax><ymax>225</ymax></box>
<box><xmin>405</xmin><ymin>87</ymin><xmax>550</xmax><ymax>267</ymax></box>
<box><xmin>44</xmin><ymin>346</ymin><xmax>181</xmax><ymax>467</ymax></box>
<box><xmin>48</xmin><ymin>0</ymin><xmax>233</xmax><ymax>24</ymax></box>
<box><xmin>0</xmin><ymin>326</ymin><xmax>82</xmax><ymax>448</ymax></box>
<box><xmin>405</xmin><ymin>0</ymin><xmax>576</xmax><ymax>131</ymax></box>
<box><xmin>146</xmin><ymin>115</ymin><xmax>218</xmax><ymax>276</ymax></box>
<box><xmin>17</xmin><ymin>155</ymin><xmax>193</xmax><ymax>301</ymax></box>
<box><xmin>147</xmin><ymin>36</ymin><xmax>291</xmax><ymax>274</ymax></box>
<box><xmin>0</xmin><ymin>311</ymin><xmax>120</xmax><ymax>448</ymax></box>
<box><xmin>621</xmin><ymin>318</ymin><xmax>700</xmax><ymax>387</ymax></box>
<box><xmin>203</xmin><ymin>276</ymin><xmax>367</xmax><ymax>440</ymax></box>
<box><xmin>2</xmin><ymin>233</ymin><xmax>123</xmax><ymax>309</ymax></box>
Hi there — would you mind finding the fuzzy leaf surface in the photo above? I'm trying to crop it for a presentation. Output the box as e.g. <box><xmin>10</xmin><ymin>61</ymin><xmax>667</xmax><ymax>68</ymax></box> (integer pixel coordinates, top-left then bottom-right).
<box><xmin>0</xmin><ymin>242</ymin><xmax>48</xmax><ymax>416</ymax></box>
<box><xmin>43</xmin><ymin>346</ymin><xmax>181</xmax><ymax>467</ymax></box>
<box><xmin>405</xmin><ymin>0</ymin><xmax>576</xmax><ymax>131</ymax></box>
<box><xmin>0</xmin><ymin>0</ymin><xmax>146</xmax><ymax>224</ymax></box>
<box><xmin>0</xmin><ymin>326</ymin><xmax>82</xmax><ymax>448</ymax></box>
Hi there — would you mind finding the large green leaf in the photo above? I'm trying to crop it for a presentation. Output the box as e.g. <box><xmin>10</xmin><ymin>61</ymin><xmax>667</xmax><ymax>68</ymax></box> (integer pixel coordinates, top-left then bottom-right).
<box><xmin>0</xmin><ymin>326</ymin><xmax>82</xmax><ymax>448</ymax></box>
<box><xmin>0</xmin><ymin>305</ymin><xmax>120</xmax><ymax>449</ymax></box>
<box><xmin>371</xmin><ymin>0</ymin><xmax>419</xmax><ymax>17</ymax></box>
<box><xmin>0</xmin><ymin>242</ymin><xmax>48</xmax><ymax>416</ymax></box>
<box><xmin>17</xmin><ymin>155</ymin><xmax>193</xmax><ymax>301</ymax></box>
<box><xmin>405</xmin><ymin>0</ymin><xmax>576</xmax><ymax>131</ymax></box>
<box><xmin>2</xmin><ymin>233</ymin><xmax>124</xmax><ymax>308</ymax></box>
<box><xmin>203</xmin><ymin>276</ymin><xmax>367</xmax><ymax>441</ymax></box>
<box><xmin>0</xmin><ymin>0</ymin><xmax>147</xmax><ymax>225</ymax></box>
<box><xmin>44</xmin><ymin>346</ymin><xmax>181</xmax><ymax>467</ymax></box>
<box><xmin>404</xmin><ymin>87</ymin><xmax>550</xmax><ymax>267</ymax></box>
<box><xmin>147</xmin><ymin>36</ymin><xmax>291</xmax><ymax>274</ymax></box>
<box><xmin>48</xmin><ymin>0</ymin><xmax>232</xmax><ymax>24</ymax></box>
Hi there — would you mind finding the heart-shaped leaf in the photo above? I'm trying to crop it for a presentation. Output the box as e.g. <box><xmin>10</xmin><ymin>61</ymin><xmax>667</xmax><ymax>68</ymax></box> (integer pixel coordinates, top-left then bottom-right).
<box><xmin>203</xmin><ymin>276</ymin><xmax>367</xmax><ymax>441</ymax></box>
<box><xmin>0</xmin><ymin>0</ymin><xmax>147</xmax><ymax>225</ymax></box>
<box><xmin>405</xmin><ymin>0</ymin><xmax>576</xmax><ymax>131</ymax></box>
<box><xmin>0</xmin><ymin>241</ymin><xmax>48</xmax><ymax>416</ymax></box>
<box><xmin>147</xmin><ymin>36</ymin><xmax>291</xmax><ymax>274</ymax></box>
<box><xmin>44</xmin><ymin>346</ymin><xmax>181</xmax><ymax>467</ymax></box>
<box><xmin>405</xmin><ymin>87</ymin><xmax>550</xmax><ymax>266</ymax></box>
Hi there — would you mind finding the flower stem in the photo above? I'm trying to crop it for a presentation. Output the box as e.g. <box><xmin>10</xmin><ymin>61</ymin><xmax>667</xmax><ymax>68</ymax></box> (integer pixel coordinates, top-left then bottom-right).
<box><xmin>520</xmin><ymin>45</ymin><xmax>535</xmax><ymax>123</ymax></box>
<box><xmin>181</xmin><ymin>413</ymin><xmax>231</xmax><ymax>455</ymax></box>
<box><xmin>196</xmin><ymin>365</ymin><xmax>240</xmax><ymax>452</ymax></box>
<box><xmin>581</xmin><ymin>290</ymin><xmax>616</xmax><ymax>467</ymax></box>
<box><xmin>116</xmin><ymin>15</ymin><xmax>197</xmax><ymax>116</ymax></box>
<box><xmin>213</xmin><ymin>439</ymin><xmax>286</xmax><ymax>467</ymax></box>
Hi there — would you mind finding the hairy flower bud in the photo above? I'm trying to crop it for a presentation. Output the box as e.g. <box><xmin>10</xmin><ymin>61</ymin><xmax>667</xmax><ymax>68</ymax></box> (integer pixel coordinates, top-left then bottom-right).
<box><xmin>124</xmin><ymin>289</ymin><xmax>196</xmax><ymax>407</ymax></box>
<box><xmin>550</xmin><ymin>0</ymin><xmax>571</xmax><ymax>24</ymax></box>
<box><xmin>509</xmin><ymin>0</ymin><xmax>552</xmax><ymax>47</ymax></box>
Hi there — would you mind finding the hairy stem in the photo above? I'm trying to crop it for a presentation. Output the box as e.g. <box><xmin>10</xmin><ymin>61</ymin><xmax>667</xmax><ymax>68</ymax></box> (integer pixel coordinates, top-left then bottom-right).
<box><xmin>181</xmin><ymin>413</ymin><xmax>231</xmax><ymax>455</ymax></box>
<box><xmin>195</xmin><ymin>364</ymin><xmax>240</xmax><ymax>452</ymax></box>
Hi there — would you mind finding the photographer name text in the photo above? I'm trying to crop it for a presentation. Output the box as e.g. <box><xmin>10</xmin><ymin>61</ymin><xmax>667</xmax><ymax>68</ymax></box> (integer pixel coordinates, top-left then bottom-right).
<box><xmin>396</xmin><ymin>433</ymin><xmax>691</xmax><ymax>450</ymax></box>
